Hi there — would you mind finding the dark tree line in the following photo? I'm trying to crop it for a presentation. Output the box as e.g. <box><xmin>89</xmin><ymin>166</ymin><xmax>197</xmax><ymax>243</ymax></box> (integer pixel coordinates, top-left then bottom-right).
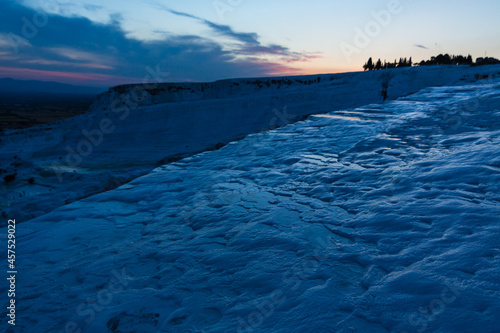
<box><xmin>362</xmin><ymin>53</ymin><xmax>500</xmax><ymax>71</ymax></box>
<box><xmin>418</xmin><ymin>54</ymin><xmax>473</xmax><ymax>66</ymax></box>
<box><xmin>363</xmin><ymin>57</ymin><xmax>412</xmax><ymax>71</ymax></box>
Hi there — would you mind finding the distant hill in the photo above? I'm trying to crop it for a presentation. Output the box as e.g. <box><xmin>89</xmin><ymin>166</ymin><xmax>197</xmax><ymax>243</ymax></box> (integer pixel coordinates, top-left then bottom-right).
<box><xmin>0</xmin><ymin>78</ymin><xmax>105</xmax><ymax>95</ymax></box>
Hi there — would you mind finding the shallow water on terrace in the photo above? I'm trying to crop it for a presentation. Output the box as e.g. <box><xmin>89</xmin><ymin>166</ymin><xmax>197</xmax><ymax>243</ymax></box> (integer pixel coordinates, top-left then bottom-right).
<box><xmin>311</xmin><ymin>114</ymin><xmax>374</xmax><ymax>122</ymax></box>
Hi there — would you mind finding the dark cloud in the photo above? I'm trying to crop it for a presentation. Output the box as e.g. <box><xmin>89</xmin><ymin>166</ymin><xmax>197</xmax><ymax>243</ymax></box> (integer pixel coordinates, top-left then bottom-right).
<box><xmin>159</xmin><ymin>7</ymin><xmax>317</xmax><ymax>62</ymax></box>
<box><xmin>83</xmin><ymin>4</ymin><xmax>103</xmax><ymax>12</ymax></box>
<box><xmin>0</xmin><ymin>0</ymin><xmax>307</xmax><ymax>87</ymax></box>
<box><xmin>238</xmin><ymin>44</ymin><xmax>320</xmax><ymax>62</ymax></box>
<box><xmin>155</xmin><ymin>7</ymin><xmax>261</xmax><ymax>45</ymax></box>
<box><xmin>414</xmin><ymin>44</ymin><xmax>429</xmax><ymax>49</ymax></box>
<box><xmin>202</xmin><ymin>20</ymin><xmax>260</xmax><ymax>45</ymax></box>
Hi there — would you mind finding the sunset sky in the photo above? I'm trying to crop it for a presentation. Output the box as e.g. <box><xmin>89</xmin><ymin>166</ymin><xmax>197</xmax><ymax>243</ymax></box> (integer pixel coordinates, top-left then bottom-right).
<box><xmin>1</xmin><ymin>0</ymin><xmax>499</xmax><ymax>87</ymax></box>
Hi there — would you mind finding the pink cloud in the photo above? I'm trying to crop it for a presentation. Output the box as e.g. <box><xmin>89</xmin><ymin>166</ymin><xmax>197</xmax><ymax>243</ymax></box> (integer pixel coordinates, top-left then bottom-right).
<box><xmin>0</xmin><ymin>66</ymin><xmax>136</xmax><ymax>87</ymax></box>
<box><xmin>22</xmin><ymin>59</ymin><xmax>115</xmax><ymax>70</ymax></box>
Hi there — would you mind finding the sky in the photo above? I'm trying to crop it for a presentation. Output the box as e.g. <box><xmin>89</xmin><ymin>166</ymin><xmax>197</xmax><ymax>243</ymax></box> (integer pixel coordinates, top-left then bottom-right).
<box><xmin>0</xmin><ymin>0</ymin><xmax>499</xmax><ymax>87</ymax></box>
